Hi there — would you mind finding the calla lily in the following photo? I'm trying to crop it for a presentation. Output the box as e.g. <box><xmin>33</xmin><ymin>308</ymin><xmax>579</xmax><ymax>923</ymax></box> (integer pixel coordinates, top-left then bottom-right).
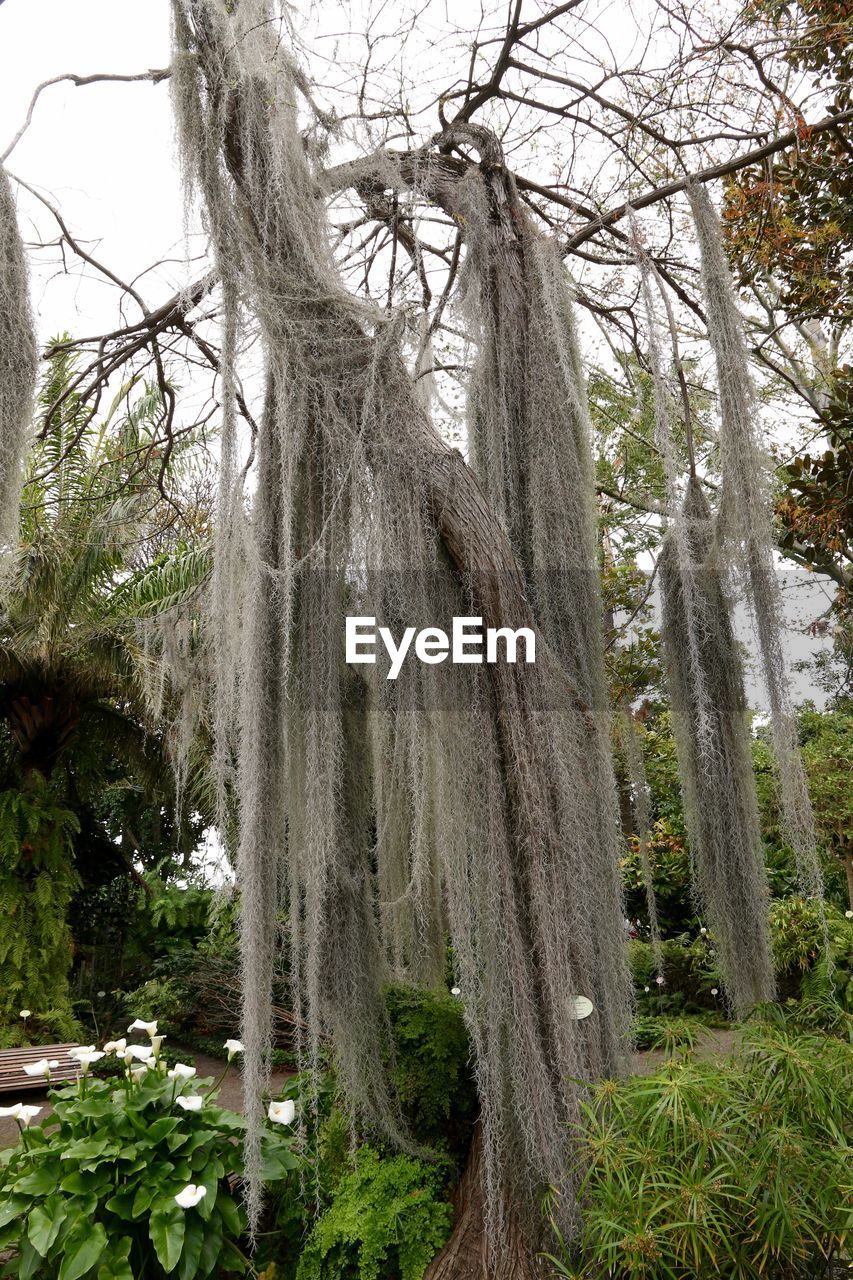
<box><xmin>18</xmin><ymin>1105</ymin><xmax>42</xmax><ymax>1127</ymax></box>
<box><xmin>68</xmin><ymin>1045</ymin><xmax>97</xmax><ymax>1061</ymax></box>
<box><xmin>175</xmin><ymin>1184</ymin><xmax>207</xmax><ymax>1209</ymax></box>
<box><xmin>126</xmin><ymin>1043</ymin><xmax>156</xmax><ymax>1063</ymax></box>
<box><xmin>128</xmin><ymin>1019</ymin><xmax>158</xmax><ymax>1037</ymax></box>
<box><xmin>76</xmin><ymin>1050</ymin><xmax>105</xmax><ymax>1073</ymax></box>
<box><xmin>268</xmin><ymin>1099</ymin><xmax>295</xmax><ymax>1125</ymax></box>
<box><xmin>167</xmin><ymin>1063</ymin><xmax>196</xmax><ymax>1081</ymax></box>
<box><xmin>129</xmin><ymin>1065</ymin><xmax>149</xmax><ymax>1083</ymax></box>
<box><xmin>176</xmin><ymin>1094</ymin><xmax>203</xmax><ymax>1112</ymax></box>
<box><xmin>150</xmin><ymin>1035</ymin><xmax>166</xmax><ymax>1057</ymax></box>
<box><xmin>0</xmin><ymin>1104</ymin><xmax>22</xmax><ymax>1119</ymax></box>
<box><xmin>23</xmin><ymin>1059</ymin><xmax>58</xmax><ymax>1078</ymax></box>
<box><xmin>104</xmin><ymin>1038</ymin><xmax>127</xmax><ymax>1055</ymax></box>
<box><xmin>223</xmin><ymin>1039</ymin><xmax>244</xmax><ymax>1060</ymax></box>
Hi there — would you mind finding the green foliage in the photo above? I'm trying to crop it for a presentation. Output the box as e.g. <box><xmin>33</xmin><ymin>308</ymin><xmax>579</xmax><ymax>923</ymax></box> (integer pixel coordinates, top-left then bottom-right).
<box><xmin>0</xmin><ymin>1048</ymin><xmax>299</xmax><ymax>1278</ymax></box>
<box><xmin>630</xmin><ymin>936</ymin><xmax>722</xmax><ymax>1016</ymax></box>
<box><xmin>621</xmin><ymin>819</ymin><xmax>695</xmax><ymax>937</ymax></box>
<box><xmin>294</xmin><ymin>1147</ymin><xmax>453</xmax><ymax>1280</ymax></box>
<box><xmin>0</xmin><ymin>782</ymin><xmax>80</xmax><ymax>1037</ymax></box>
<box><xmin>770</xmin><ymin>897</ymin><xmax>853</xmax><ymax>1014</ymax></box>
<box><xmin>547</xmin><ymin>1020</ymin><xmax>852</xmax><ymax>1278</ymax></box>
<box><xmin>384</xmin><ymin>985</ymin><xmax>477</xmax><ymax>1152</ymax></box>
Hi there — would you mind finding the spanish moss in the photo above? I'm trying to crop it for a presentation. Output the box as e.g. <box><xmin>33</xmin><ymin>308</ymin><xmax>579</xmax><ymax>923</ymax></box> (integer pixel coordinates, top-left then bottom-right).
<box><xmin>688</xmin><ymin>182</ymin><xmax>824</xmax><ymax>905</ymax></box>
<box><xmin>171</xmin><ymin>0</ymin><xmax>633</xmax><ymax>1245</ymax></box>
<box><xmin>659</xmin><ymin>479</ymin><xmax>775</xmax><ymax>1015</ymax></box>
<box><xmin>0</xmin><ymin>166</ymin><xmax>38</xmax><ymax>557</ymax></box>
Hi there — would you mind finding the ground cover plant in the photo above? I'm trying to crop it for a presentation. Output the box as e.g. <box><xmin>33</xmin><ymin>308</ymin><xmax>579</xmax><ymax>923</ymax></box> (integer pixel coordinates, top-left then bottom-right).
<box><xmin>546</xmin><ymin>1016</ymin><xmax>852</xmax><ymax>1279</ymax></box>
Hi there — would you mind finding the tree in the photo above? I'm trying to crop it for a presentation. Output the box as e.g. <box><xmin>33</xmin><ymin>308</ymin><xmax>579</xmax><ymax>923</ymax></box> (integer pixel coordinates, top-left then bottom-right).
<box><xmin>2</xmin><ymin>1</ymin><xmax>851</xmax><ymax>1274</ymax></box>
<box><xmin>0</xmin><ymin>352</ymin><xmax>211</xmax><ymax>1029</ymax></box>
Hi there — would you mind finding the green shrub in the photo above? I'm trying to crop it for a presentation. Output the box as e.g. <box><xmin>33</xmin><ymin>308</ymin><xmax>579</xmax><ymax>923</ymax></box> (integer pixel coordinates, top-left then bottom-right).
<box><xmin>0</xmin><ymin>783</ymin><xmax>81</xmax><ymax>1034</ymax></box>
<box><xmin>630</xmin><ymin>935</ymin><xmax>723</xmax><ymax>1015</ymax></box>
<box><xmin>294</xmin><ymin>1146</ymin><xmax>453</xmax><ymax>1280</ymax></box>
<box><xmin>770</xmin><ymin>898</ymin><xmax>853</xmax><ymax>1012</ymax></box>
<box><xmin>0</xmin><ymin>1040</ymin><xmax>299</xmax><ymax>1278</ymax></box>
<box><xmin>547</xmin><ymin>1020</ymin><xmax>852</xmax><ymax>1279</ymax></box>
<box><xmin>385</xmin><ymin>985</ymin><xmax>477</xmax><ymax>1152</ymax></box>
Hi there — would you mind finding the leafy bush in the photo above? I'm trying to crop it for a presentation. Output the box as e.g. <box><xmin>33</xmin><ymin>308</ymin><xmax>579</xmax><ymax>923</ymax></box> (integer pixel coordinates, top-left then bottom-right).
<box><xmin>0</xmin><ymin>1042</ymin><xmax>299</xmax><ymax>1278</ymax></box>
<box><xmin>547</xmin><ymin>1020</ymin><xmax>851</xmax><ymax>1279</ymax></box>
<box><xmin>294</xmin><ymin>1146</ymin><xmax>453</xmax><ymax>1280</ymax></box>
<box><xmin>771</xmin><ymin>898</ymin><xmax>853</xmax><ymax>1012</ymax></box>
<box><xmin>385</xmin><ymin>985</ymin><xmax>477</xmax><ymax>1152</ymax></box>
<box><xmin>630</xmin><ymin>935</ymin><xmax>723</xmax><ymax>1015</ymax></box>
<box><xmin>0</xmin><ymin>783</ymin><xmax>81</xmax><ymax>1035</ymax></box>
<box><xmin>621</xmin><ymin>818</ymin><xmax>697</xmax><ymax>937</ymax></box>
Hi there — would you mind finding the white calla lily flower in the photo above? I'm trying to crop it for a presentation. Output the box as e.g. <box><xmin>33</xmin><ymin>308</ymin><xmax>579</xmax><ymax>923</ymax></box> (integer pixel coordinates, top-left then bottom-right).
<box><xmin>149</xmin><ymin>1035</ymin><xmax>166</xmax><ymax>1057</ymax></box>
<box><xmin>128</xmin><ymin>1019</ymin><xmax>158</xmax><ymax>1038</ymax></box>
<box><xmin>268</xmin><ymin>1099</ymin><xmax>295</xmax><ymax>1125</ymax></box>
<box><xmin>76</xmin><ymin>1050</ymin><xmax>105</xmax><ymax>1073</ymax></box>
<box><xmin>0</xmin><ymin>1104</ymin><xmax>22</xmax><ymax>1118</ymax></box>
<box><xmin>104</xmin><ymin>1038</ymin><xmax>127</xmax><ymax>1055</ymax></box>
<box><xmin>167</xmin><ymin>1063</ymin><xmax>196</xmax><ymax>1081</ymax></box>
<box><xmin>175</xmin><ymin>1184</ymin><xmax>207</xmax><ymax>1209</ymax></box>
<box><xmin>223</xmin><ymin>1039</ymin><xmax>244</xmax><ymax>1060</ymax></box>
<box><xmin>126</xmin><ymin>1043</ymin><xmax>156</xmax><ymax>1063</ymax></box>
<box><xmin>129</xmin><ymin>1065</ymin><xmax>149</xmax><ymax>1083</ymax></box>
<box><xmin>68</xmin><ymin>1045</ymin><xmax>97</xmax><ymax>1061</ymax></box>
<box><xmin>23</xmin><ymin>1059</ymin><xmax>58</xmax><ymax>1078</ymax></box>
<box><xmin>18</xmin><ymin>1105</ymin><xmax>42</xmax><ymax>1127</ymax></box>
<box><xmin>176</xmin><ymin>1094</ymin><xmax>203</xmax><ymax>1112</ymax></box>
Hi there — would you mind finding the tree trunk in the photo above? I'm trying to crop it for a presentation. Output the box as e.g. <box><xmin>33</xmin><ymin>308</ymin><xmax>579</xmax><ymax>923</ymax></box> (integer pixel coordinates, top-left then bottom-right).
<box><xmin>424</xmin><ymin>1129</ymin><xmax>541</xmax><ymax>1280</ymax></box>
<box><xmin>844</xmin><ymin>848</ymin><xmax>853</xmax><ymax>912</ymax></box>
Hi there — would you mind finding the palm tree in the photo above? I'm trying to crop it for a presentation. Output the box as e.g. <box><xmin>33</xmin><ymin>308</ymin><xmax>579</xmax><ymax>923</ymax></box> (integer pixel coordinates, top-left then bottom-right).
<box><xmin>0</xmin><ymin>351</ymin><xmax>213</xmax><ymax>1032</ymax></box>
<box><xmin>0</xmin><ymin>349</ymin><xmax>211</xmax><ymax>789</ymax></box>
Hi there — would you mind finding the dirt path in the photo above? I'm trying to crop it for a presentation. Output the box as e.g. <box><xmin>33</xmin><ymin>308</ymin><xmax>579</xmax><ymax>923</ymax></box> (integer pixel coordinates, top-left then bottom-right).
<box><xmin>0</xmin><ymin>1048</ymin><xmax>293</xmax><ymax>1150</ymax></box>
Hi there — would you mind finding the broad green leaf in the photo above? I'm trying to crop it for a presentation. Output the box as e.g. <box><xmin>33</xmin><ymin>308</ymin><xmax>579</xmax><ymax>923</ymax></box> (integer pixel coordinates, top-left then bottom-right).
<box><xmin>178</xmin><ymin>1214</ymin><xmax>204</xmax><ymax>1280</ymax></box>
<box><xmin>18</xmin><ymin>1237</ymin><xmax>42</xmax><ymax>1280</ymax></box>
<box><xmin>0</xmin><ymin>1194</ymin><xmax>29</xmax><ymax>1228</ymax></box>
<box><xmin>60</xmin><ymin>1138</ymin><xmax>118</xmax><ymax>1163</ymax></box>
<box><xmin>150</xmin><ymin>1205</ymin><xmax>186</xmax><ymax>1273</ymax></box>
<box><xmin>60</xmin><ymin>1169</ymin><xmax>108</xmax><ymax>1195</ymax></box>
<box><xmin>105</xmin><ymin>1189</ymin><xmax>136</xmax><ymax>1220</ymax></box>
<box><xmin>15</xmin><ymin>1165</ymin><xmax>61</xmax><ymax>1196</ymax></box>
<box><xmin>27</xmin><ymin>1198</ymin><xmax>67</xmax><ymax>1255</ymax></box>
<box><xmin>131</xmin><ymin>1181</ymin><xmax>157</xmax><ymax>1217</ymax></box>
<box><xmin>217</xmin><ymin>1193</ymin><xmax>243</xmax><ymax>1239</ymax></box>
<box><xmin>198</xmin><ymin>1210</ymin><xmax>222</xmax><ymax>1278</ymax></box>
<box><xmin>58</xmin><ymin>1221</ymin><xmax>108</xmax><ymax>1280</ymax></box>
<box><xmin>97</xmin><ymin>1236</ymin><xmax>133</xmax><ymax>1280</ymax></box>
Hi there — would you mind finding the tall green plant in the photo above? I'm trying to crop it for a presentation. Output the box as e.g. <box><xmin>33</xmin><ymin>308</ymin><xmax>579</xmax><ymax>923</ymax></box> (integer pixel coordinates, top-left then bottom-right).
<box><xmin>546</xmin><ymin>1020</ymin><xmax>851</xmax><ymax>1278</ymax></box>
<box><xmin>0</xmin><ymin>781</ymin><xmax>80</xmax><ymax>1040</ymax></box>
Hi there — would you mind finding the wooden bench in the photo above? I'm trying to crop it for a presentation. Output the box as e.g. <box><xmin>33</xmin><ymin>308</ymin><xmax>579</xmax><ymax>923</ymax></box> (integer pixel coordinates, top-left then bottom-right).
<box><xmin>0</xmin><ymin>1045</ymin><xmax>83</xmax><ymax>1094</ymax></box>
